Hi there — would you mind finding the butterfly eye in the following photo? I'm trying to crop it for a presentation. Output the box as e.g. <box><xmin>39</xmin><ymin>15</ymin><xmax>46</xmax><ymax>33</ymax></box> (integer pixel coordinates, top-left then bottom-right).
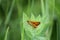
<box><xmin>27</xmin><ymin>21</ymin><xmax>40</xmax><ymax>28</ymax></box>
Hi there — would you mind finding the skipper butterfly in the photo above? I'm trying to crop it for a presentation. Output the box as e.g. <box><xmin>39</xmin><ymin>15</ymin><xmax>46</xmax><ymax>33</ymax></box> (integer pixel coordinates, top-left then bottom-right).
<box><xmin>27</xmin><ymin>21</ymin><xmax>40</xmax><ymax>28</ymax></box>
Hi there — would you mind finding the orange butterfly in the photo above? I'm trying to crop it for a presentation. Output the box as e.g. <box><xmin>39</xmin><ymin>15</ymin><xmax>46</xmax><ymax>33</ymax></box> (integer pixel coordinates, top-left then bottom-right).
<box><xmin>27</xmin><ymin>21</ymin><xmax>40</xmax><ymax>28</ymax></box>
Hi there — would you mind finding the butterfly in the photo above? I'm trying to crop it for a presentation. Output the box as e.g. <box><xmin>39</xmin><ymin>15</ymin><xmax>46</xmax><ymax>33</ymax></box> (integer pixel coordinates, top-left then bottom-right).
<box><xmin>27</xmin><ymin>21</ymin><xmax>40</xmax><ymax>28</ymax></box>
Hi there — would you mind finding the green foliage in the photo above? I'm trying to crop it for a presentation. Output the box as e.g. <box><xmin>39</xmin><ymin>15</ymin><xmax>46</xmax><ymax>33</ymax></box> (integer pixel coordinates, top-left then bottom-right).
<box><xmin>0</xmin><ymin>0</ymin><xmax>59</xmax><ymax>40</ymax></box>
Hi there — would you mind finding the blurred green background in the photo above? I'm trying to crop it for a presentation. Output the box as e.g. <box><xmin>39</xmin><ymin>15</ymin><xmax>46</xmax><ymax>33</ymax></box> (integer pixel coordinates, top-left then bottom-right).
<box><xmin>0</xmin><ymin>0</ymin><xmax>60</xmax><ymax>40</ymax></box>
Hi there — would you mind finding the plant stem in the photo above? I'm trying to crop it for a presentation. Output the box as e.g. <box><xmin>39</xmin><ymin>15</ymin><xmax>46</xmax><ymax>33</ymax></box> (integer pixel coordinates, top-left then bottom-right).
<box><xmin>41</xmin><ymin>0</ymin><xmax>45</xmax><ymax>16</ymax></box>
<box><xmin>5</xmin><ymin>0</ymin><xmax>15</xmax><ymax>25</ymax></box>
<box><xmin>4</xmin><ymin>27</ymin><xmax>9</xmax><ymax>40</ymax></box>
